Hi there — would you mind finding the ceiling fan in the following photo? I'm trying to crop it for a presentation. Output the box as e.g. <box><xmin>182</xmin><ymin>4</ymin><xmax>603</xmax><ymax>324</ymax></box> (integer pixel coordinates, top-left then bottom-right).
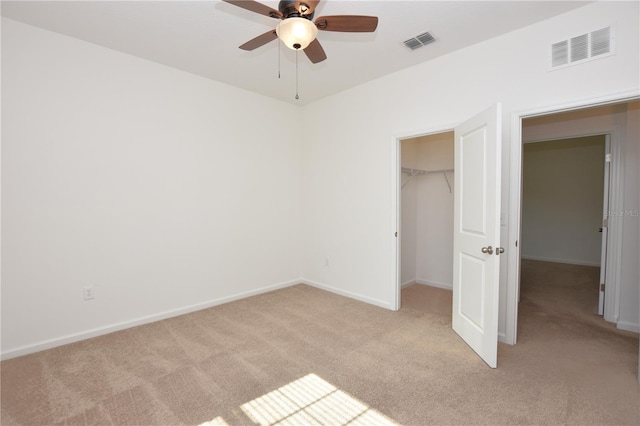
<box><xmin>222</xmin><ymin>0</ymin><xmax>379</xmax><ymax>63</ymax></box>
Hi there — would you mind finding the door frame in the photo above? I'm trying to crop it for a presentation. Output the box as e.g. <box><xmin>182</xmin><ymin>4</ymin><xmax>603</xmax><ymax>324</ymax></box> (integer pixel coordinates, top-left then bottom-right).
<box><xmin>506</xmin><ymin>90</ymin><xmax>639</xmax><ymax>343</ymax></box>
<box><xmin>599</xmin><ymin>134</ymin><xmax>612</xmax><ymax>316</ymax></box>
<box><xmin>391</xmin><ymin>123</ymin><xmax>457</xmax><ymax>311</ymax></box>
<box><xmin>519</xmin><ymin>133</ymin><xmax>610</xmax><ymax>310</ymax></box>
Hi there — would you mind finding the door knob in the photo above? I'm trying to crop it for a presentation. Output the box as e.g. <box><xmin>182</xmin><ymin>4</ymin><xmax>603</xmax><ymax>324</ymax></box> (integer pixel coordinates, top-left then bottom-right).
<box><xmin>497</xmin><ymin>247</ymin><xmax>505</xmax><ymax>255</ymax></box>
<box><xmin>481</xmin><ymin>246</ymin><xmax>494</xmax><ymax>255</ymax></box>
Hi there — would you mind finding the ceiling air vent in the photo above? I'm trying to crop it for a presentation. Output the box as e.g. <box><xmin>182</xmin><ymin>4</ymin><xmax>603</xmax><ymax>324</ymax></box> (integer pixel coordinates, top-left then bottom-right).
<box><xmin>404</xmin><ymin>31</ymin><xmax>436</xmax><ymax>50</ymax></box>
<box><xmin>550</xmin><ymin>26</ymin><xmax>614</xmax><ymax>70</ymax></box>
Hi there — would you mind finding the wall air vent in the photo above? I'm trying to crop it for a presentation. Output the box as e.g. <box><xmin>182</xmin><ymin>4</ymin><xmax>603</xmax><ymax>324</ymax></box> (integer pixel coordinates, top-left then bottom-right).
<box><xmin>570</xmin><ymin>34</ymin><xmax>589</xmax><ymax>62</ymax></box>
<box><xmin>551</xmin><ymin>40</ymin><xmax>569</xmax><ymax>67</ymax></box>
<box><xmin>550</xmin><ymin>26</ymin><xmax>614</xmax><ymax>70</ymax></box>
<box><xmin>591</xmin><ymin>27</ymin><xmax>612</xmax><ymax>57</ymax></box>
<box><xmin>404</xmin><ymin>31</ymin><xmax>436</xmax><ymax>50</ymax></box>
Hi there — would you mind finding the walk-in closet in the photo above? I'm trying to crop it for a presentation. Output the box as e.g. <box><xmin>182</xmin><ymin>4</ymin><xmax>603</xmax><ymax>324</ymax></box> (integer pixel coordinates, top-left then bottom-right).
<box><xmin>400</xmin><ymin>131</ymin><xmax>455</xmax><ymax>310</ymax></box>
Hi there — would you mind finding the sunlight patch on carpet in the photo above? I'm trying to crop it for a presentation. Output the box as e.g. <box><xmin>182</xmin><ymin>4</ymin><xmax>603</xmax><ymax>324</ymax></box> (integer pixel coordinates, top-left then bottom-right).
<box><xmin>240</xmin><ymin>374</ymin><xmax>397</xmax><ymax>426</ymax></box>
<box><xmin>199</xmin><ymin>416</ymin><xmax>230</xmax><ymax>426</ymax></box>
<box><xmin>200</xmin><ymin>373</ymin><xmax>397</xmax><ymax>425</ymax></box>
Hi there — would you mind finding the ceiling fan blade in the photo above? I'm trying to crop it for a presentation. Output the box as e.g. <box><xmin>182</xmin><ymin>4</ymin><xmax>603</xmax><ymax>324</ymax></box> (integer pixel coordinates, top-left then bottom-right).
<box><xmin>222</xmin><ymin>0</ymin><xmax>283</xmax><ymax>19</ymax></box>
<box><xmin>295</xmin><ymin>0</ymin><xmax>320</xmax><ymax>16</ymax></box>
<box><xmin>304</xmin><ymin>38</ymin><xmax>327</xmax><ymax>63</ymax></box>
<box><xmin>239</xmin><ymin>30</ymin><xmax>278</xmax><ymax>51</ymax></box>
<box><xmin>315</xmin><ymin>15</ymin><xmax>378</xmax><ymax>32</ymax></box>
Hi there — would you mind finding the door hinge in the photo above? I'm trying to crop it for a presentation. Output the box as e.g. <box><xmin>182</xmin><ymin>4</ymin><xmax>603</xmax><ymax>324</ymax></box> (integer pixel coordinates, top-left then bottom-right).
<box><xmin>605</xmin><ymin>153</ymin><xmax>612</xmax><ymax>163</ymax></box>
<box><xmin>600</xmin><ymin>283</ymin><xmax>605</xmax><ymax>292</ymax></box>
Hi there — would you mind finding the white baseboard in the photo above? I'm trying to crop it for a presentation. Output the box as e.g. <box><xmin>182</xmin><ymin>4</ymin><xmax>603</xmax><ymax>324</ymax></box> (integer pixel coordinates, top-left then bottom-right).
<box><xmin>415</xmin><ymin>279</ymin><xmax>453</xmax><ymax>291</ymax></box>
<box><xmin>521</xmin><ymin>255</ymin><xmax>600</xmax><ymax>267</ymax></box>
<box><xmin>402</xmin><ymin>280</ymin><xmax>452</xmax><ymax>290</ymax></box>
<box><xmin>301</xmin><ymin>278</ymin><xmax>393</xmax><ymax>310</ymax></box>
<box><xmin>616</xmin><ymin>321</ymin><xmax>640</xmax><ymax>334</ymax></box>
<box><xmin>401</xmin><ymin>279</ymin><xmax>416</xmax><ymax>289</ymax></box>
<box><xmin>1</xmin><ymin>278</ymin><xmax>301</xmax><ymax>360</ymax></box>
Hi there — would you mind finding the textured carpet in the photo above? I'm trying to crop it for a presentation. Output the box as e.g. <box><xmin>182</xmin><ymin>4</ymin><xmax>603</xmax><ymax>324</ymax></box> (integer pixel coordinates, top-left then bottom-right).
<box><xmin>1</xmin><ymin>262</ymin><xmax>639</xmax><ymax>425</ymax></box>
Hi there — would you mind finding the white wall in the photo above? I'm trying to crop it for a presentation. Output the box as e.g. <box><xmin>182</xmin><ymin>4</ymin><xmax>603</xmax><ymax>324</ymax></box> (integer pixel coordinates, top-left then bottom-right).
<box><xmin>400</xmin><ymin>140</ymin><xmax>418</xmax><ymax>286</ymax></box>
<box><xmin>1</xmin><ymin>19</ymin><xmax>304</xmax><ymax>358</ymax></box>
<box><xmin>521</xmin><ymin>136</ymin><xmax>605</xmax><ymax>266</ymax></box>
<box><xmin>522</xmin><ymin>102</ymin><xmax>639</xmax><ymax>332</ymax></box>
<box><xmin>415</xmin><ymin>134</ymin><xmax>454</xmax><ymax>289</ymax></box>
<box><xmin>300</xmin><ymin>1</ymin><xmax>639</xmax><ymax>338</ymax></box>
<box><xmin>401</xmin><ymin>133</ymin><xmax>455</xmax><ymax>290</ymax></box>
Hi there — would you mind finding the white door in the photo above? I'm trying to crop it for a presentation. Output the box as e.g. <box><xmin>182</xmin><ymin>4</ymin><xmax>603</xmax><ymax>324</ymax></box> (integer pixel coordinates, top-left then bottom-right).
<box><xmin>598</xmin><ymin>135</ymin><xmax>611</xmax><ymax>315</ymax></box>
<box><xmin>452</xmin><ymin>104</ymin><xmax>502</xmax><ymax>368</ymax></box>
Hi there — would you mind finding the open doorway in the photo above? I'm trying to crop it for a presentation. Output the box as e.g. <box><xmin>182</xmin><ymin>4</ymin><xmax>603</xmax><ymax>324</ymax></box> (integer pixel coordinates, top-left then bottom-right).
<box><xmin>399</xmin><ymin>131</ymin><xmax>454</xmax><ymax>319</ymax></box>
<box><xmin>507</xmin><ymin>98</ymin><xmax>640</xmax><ymax>346</ymax></box>
<box><xmin>393</xmin><ymin>105</ymin><xmax>502</xmax><ymax>367</ymax></box>
<box><xmin>518</xmin><ymin>134</ymin><xmax>608</xmax><ymax>329</ymax></box>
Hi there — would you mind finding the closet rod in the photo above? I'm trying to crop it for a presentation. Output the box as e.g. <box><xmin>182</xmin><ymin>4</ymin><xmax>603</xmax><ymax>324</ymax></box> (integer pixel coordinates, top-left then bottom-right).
<box><xmin>401</xmin><ymin>167</ymin><xmax>454</xmax><ymax>192</ymax></box>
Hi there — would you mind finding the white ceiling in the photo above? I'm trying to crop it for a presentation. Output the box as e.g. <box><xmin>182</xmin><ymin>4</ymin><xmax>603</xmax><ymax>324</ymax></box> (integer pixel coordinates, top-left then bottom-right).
<box><xmin>1</xmin><ymin>0</ymin><xmax>591</xmax><ymax>106</ymax></box>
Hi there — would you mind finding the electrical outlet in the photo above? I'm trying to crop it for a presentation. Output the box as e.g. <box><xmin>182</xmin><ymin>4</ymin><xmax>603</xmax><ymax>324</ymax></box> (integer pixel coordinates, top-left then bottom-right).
<box><xmin>83</xmin><ymin>286</ymin><xmax>95</xmax><ymax>301</ymax></box>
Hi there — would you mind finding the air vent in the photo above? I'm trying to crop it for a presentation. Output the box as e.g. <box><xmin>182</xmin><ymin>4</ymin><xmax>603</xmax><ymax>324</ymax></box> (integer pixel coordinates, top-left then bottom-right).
<box><xmin>550</xmin><ymin>26</ymin><xmax>614</xmax><ymax>70</ymax></box>
<box><xmin>551</xmin><ymin>40</ymin><xmax>569</xmax><ymax>67</ymax></box>
<box><xmin>591</xmin><ymin>27</ymin><xmax>611</xmax><ymax>57</ymax></box>
<box><xmin>570</xmin><ymin>34</ymin><xmax>589</xmax><ymax>62</ymax></box>
<box><xmin>404</xmin><ymin>31</ymin><xmax>436</xmax><ymax>50</ymax></box>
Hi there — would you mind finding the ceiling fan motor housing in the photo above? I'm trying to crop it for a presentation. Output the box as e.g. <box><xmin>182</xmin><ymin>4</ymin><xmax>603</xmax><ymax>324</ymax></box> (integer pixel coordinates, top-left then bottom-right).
<box><xmin>278</xmin><ymin>1</ymin><xmax>315</xmax><ymax>20</ymax></box>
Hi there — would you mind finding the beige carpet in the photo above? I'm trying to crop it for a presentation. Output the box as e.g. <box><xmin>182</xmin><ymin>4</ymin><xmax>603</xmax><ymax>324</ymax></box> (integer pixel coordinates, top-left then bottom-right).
<box><xmin>2</xmin><ymin>262</ymin><xmax>639</xmax><ymax>425</ymax></box>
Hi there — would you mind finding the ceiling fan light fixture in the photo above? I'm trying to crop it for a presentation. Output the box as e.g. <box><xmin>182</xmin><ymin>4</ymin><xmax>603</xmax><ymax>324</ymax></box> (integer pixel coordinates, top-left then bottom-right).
<box><xmin>276</xmin><ymin>17</ymin><xmax>318</xmax><ymax>50</ymax></box>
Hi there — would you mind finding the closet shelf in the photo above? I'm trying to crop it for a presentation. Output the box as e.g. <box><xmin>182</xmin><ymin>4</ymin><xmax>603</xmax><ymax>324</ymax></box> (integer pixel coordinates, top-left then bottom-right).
<box><xmin>401</xmin><ymin>167</ymin><xmax>454</xmax><ymax>192</ymax></box>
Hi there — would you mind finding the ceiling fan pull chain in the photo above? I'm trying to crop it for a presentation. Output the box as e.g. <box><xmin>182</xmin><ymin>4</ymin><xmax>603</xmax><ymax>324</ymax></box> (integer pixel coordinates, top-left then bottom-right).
<box><xmin>295</xmin><ymin>49</ymin><xmax>300</xmax><ymax>100</ymax></box>
<box><xmin>278</xmin><ymin>39</ymin><xmax>281</xmax><ymax>79</ymax></box>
